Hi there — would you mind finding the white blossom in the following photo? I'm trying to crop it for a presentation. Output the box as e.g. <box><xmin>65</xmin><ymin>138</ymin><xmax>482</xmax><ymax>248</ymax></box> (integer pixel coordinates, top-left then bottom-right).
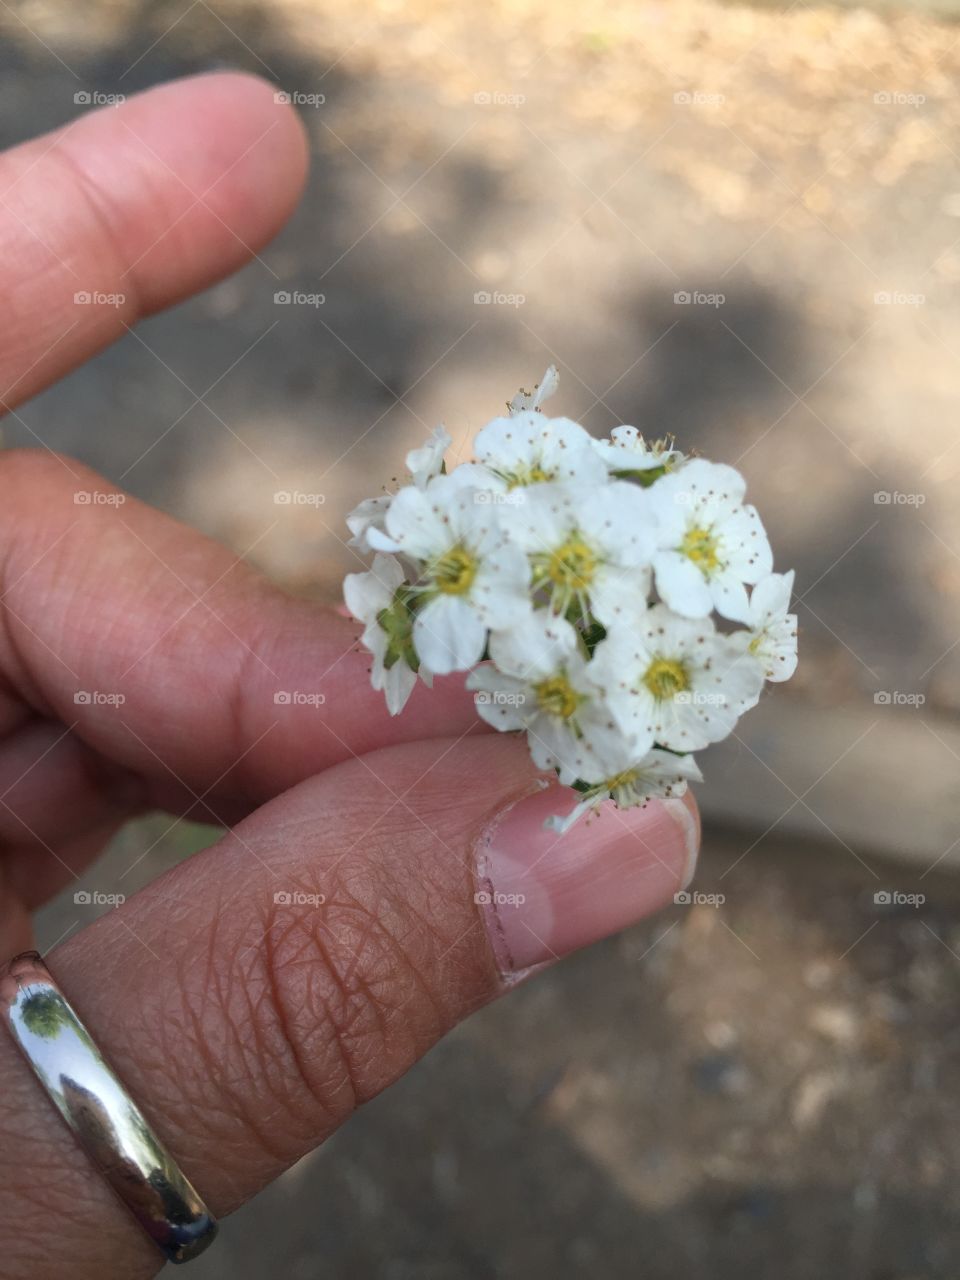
<box><xmin>594</xmin><ymin>425</ymin><xmax>685</xmax><ymax>474</ymax></box>
<box><xmin>737</xmin><ymin>570</ymin><xmax>798</xmax><ymax>683</ymax></box>
<box><xmin>406</xmin><ymin>425</ymin><xmax>452</xmax><ymax>489</ymax></box>
<box><xmin>346</xmin><ymin>426</ymin><xmax>451</xmax><ymax>550</ymax></box>
<box><xmin>545</xmin><ymin>745</ymin><xmax>703</xmax><ymax>834</ymax></box>
<box><xmin>343</xmin><ymin>553</ymin><xmax>418</xmax><ymax>715</ymax></box>
<box><xmin>344</xmin><ymin>365</ymin><xmax>796</xmax><ymax>833</ymax></box>
<box><xmin>590</xmin><ymin>604</ymin><xmax>764</xmax><ymax>754</ymax></box>
<box><xmin>508</xmin><ymin>364</ymin><xmax>560</xmax><ymax>416</ymax></box>
<box><xmin>649</xmin><ymin>459</ymin><xmax>772</xmax><ymax>623</ymax></box>
<box><xmin>367</xmin><ymin>475</ymin><xmax>530</xmax><ymax>675</ymax></box>
<box><xmin>346</xmin><ymin>495</ymin><xmax>391</xmax><ymax>551</ymax></box>
<box><xmin>503</xmin><ymin>480</ymin><xmax>657</xmax><ymax>624</ymax></box>
<box><xmin>468</xmin><ymin>612</ymin><xmax>619</xmax><ymax>782</ymax></box>
<box><xmin>470</xmin><ymin>411</ymin><xmax>609</xmax><ymax>491</ymax></box>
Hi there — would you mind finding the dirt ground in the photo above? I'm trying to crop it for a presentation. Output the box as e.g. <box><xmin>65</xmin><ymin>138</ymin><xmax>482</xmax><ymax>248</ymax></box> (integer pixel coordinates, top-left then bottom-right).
<box><xmin>39</xmin><ymin>818</ymin><xmax>960</xmax><ymax>1279</ymax></box>
<box><xmin>5</xmin><ymin>0</ymin><xmax>960</xmax><ymax>1275</ymax></box>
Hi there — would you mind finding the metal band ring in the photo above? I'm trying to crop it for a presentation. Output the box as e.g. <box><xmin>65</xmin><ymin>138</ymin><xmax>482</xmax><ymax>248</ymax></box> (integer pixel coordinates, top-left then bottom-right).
<box><xmin>0</xmin><ymin>951</ymin><xmax>218</xmax><ymax>1265</ymax></box>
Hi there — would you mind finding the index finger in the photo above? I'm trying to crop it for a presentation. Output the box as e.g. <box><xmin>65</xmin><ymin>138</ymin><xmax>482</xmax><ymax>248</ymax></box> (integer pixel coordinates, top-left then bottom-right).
<box><xmin>0</xmin><ymin>449</ymin><xmax>481</xmax><ymax>815</ymax></box>
<box><xmin>0</xmin><ymin>71</ymin><xmax>307</xmax><ymax>409</ymax></box>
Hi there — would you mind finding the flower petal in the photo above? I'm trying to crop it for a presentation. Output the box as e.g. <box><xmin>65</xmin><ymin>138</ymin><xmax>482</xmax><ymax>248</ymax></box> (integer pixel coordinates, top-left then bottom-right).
<box><xmin>414</xmin><ymin>595</ymin><xmax>486</xmax><ymax>674</ymax></box>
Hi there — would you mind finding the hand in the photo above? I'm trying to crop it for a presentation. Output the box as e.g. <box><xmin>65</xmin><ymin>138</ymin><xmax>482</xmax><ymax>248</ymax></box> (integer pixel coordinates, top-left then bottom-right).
<box><xmin>0</xmin><ymin>73</ymin><xmax>700</xmax><ymax>1278</ymax></box>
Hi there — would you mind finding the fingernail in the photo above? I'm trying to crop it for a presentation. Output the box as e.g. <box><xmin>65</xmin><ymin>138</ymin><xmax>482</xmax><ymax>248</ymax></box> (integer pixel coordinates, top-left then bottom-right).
<box><xmin>476</xmin><ymin>786</ymin><xmax>700</xmax><ymax>975</ymax></box>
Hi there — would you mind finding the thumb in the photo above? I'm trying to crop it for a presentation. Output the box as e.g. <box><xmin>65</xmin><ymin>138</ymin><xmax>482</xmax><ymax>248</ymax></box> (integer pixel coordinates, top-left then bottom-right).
<box><xmin>0</xmin><ymin>734</ymin><xmax>698</xmax><ymax>1278</ymax></box>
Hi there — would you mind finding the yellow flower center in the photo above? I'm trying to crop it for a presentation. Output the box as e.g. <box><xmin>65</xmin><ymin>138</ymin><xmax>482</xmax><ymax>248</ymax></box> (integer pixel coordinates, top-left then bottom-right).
<box><xmin>748</xmin><ymin>633</ymin><xmax>764</xmax><ymax>655</ymax></box>
<box><xmin>433</xmin><ymin>545</ymin><xmax>477</xmax><ymax>595</ymax></box>
<box><xmin>506</xmin><ymin>463</ymin><xmax>551</xmax><ymax>488</ymax></box>
<box><xmin>533</xmin><ymin>673</ymin><xmax>582</xmax><ymax>719</ymax></box>
<box><xmin>643</xmin><ymin>657</ymin><xmax>690</xmax><ymax>700</ymax></box>
<box><xmin>606</xmin><ymin>767</ymin><xmax>640</xmax><ymax>791</ymax></box>
<box><xmin>681</xmin><ymin>525</ymin><xmax>721</xmax><ymax>574</ymax></box>
<box><xmin>545</xmin><ymin>537</ymin><xmax>597</xmax><ymax>590</ymax></box>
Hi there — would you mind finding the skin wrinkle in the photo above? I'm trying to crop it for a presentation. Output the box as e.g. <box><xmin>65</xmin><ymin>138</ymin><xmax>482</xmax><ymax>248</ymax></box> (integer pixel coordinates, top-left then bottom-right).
<box><xmin>328</xmin><ymin>899</ymin><xmax>434</xmax><ymax>1075</ymax></box>
<box><xmin>303</xmin><ymin>898</ymin><xmax>408</xmax><ymax>1099</ymax></box>
<box><xmin>42</xmin><ymin>143</ymin><xmax>145</xmax><ymax>324</ymax></box>
<box><xmin>371</xmin><ymin>859</ymin><xmax>475</xmax><ymax>1034</ymax></box>
<box><xmin>182</xmin><ymin>912</ymin><xmax>283</xmax><ymax>1152</ymax></box>
<box><xmin>183</xmin><ymin>888</ymin><xmax>334</xmax><ymax>1170</ymax></box>
<box><xmin>262</xmin><ymin>906</ymin><xmax>355</xmax><ymax>1131</ymax></box>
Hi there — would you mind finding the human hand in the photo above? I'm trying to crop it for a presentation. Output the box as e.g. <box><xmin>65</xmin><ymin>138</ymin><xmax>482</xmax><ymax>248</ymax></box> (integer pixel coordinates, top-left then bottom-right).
<box><xmin>0</xmin><ymin>73</ymin><xmax>700</xmax><ymax>1278</ymax></box>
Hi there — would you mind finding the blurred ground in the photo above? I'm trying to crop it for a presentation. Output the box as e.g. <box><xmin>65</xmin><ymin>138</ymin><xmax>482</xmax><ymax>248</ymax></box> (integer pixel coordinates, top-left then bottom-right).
<box><xmin>5</xmin><ymin>0</ymin><xmax>960</xmax><ymax>1275</ymax></box>
<box><xmin>39</xmin><ymin>821</ymin><xmax>960</xmax><ymax>1279</ymax></box>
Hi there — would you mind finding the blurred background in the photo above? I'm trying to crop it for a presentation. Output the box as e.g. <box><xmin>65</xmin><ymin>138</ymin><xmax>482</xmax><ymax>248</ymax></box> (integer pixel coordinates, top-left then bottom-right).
<box><xmin>3</xmin><ymin>0</ymin><xmax>960</xmax><ymax>1274</ymax></box>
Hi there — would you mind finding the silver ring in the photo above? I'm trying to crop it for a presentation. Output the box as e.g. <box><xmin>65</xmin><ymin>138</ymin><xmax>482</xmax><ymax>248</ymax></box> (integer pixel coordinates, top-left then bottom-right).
<box><xmin>0</xmin><ymin>951</ymin><xmax>218</xmax><ymax>1265</ymax></box>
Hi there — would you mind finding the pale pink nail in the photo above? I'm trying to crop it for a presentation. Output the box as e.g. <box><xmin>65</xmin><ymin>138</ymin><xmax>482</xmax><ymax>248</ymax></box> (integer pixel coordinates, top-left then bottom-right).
<box><xmin>476</xmin><ymin>785</ymin><xmax>699</xmax><ymax>974</ymax></box>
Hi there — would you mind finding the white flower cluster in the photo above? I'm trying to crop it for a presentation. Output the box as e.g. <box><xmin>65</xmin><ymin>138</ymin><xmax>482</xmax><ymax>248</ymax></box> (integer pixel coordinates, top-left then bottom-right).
<box><xmin>344</xmin><ymin>368</ymin><xmax>797</xmax><ymax>833</ymax></box>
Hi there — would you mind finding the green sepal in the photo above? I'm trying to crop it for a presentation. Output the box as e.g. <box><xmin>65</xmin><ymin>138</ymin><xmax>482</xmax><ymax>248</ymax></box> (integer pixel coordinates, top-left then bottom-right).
<box><xmin>580</xmin><ymin>619</ymin><xmax>608</xmax><ymax>656</ymax></box>
<box><xmin>377</xmin><ymin>587</ymin><xmax>420</xmax><ymax>672</ymax></box>
<box><xmin>612</xmin><ymin>465</ymin><xmax>667</xmax><ymax>487</ymax></box>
